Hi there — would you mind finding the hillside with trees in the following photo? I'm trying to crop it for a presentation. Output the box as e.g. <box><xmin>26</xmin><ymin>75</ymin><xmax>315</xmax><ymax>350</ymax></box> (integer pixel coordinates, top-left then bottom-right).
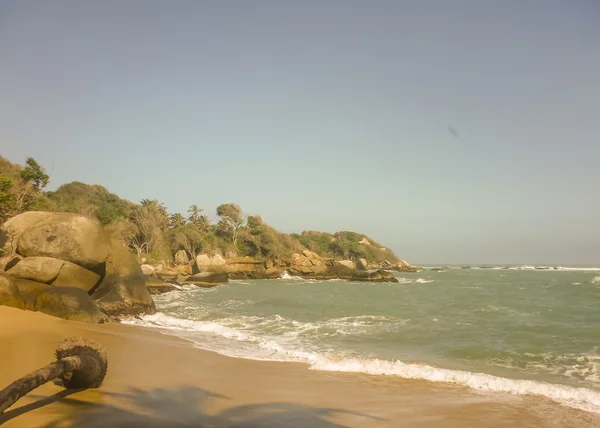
<box><xmin>0</xmin><ymin>156</ymin><xmax>403</xmax><ymax>265</ymax></box>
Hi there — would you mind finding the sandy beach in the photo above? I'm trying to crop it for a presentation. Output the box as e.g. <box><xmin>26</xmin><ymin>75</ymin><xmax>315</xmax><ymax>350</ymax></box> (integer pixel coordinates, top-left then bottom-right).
<box><xmin>0</xmin><ymin>306</ymin><xmax>598</xmax><ymax>428</ymax></box>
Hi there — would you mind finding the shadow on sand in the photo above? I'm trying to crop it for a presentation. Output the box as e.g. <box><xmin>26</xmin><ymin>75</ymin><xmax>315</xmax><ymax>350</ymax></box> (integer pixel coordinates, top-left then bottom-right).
<box><xmin>0</xmin><ymin>385</ymin><xmax>384</xmax><ymax>427</ymax></box>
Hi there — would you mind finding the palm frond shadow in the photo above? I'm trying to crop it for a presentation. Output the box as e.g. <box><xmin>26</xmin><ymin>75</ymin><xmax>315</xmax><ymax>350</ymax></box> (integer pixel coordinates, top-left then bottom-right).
<box><xmin>34</xmin><ymin>385</ymin><xmax>385</xmax><ymax>427</ymax></box>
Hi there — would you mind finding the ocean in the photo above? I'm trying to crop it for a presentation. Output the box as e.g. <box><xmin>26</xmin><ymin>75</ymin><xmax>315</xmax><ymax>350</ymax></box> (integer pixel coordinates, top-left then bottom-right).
<box><xmin>123</xmin><ymin>267</ymin><xmax>600</xmax><ymax>414</ymax></box>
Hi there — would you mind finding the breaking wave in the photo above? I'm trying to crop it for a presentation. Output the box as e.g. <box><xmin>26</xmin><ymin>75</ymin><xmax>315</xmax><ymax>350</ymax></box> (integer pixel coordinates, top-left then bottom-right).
<box><xmin>123</xmin><ymin>312</ymin><xmax>600</xmax><ymax>414</ymax></box>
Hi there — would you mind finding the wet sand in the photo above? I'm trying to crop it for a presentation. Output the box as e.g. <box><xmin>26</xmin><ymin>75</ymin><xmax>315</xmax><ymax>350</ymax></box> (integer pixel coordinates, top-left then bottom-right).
<box><xmin>0</xmin><ymin>306</ymin><xmax>598</xmax><ymax>427</ymax></box>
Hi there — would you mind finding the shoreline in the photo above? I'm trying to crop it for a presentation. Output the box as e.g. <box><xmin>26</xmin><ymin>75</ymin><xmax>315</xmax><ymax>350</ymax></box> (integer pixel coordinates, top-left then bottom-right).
<box><xmin>124</xmin><ymin>307</ymin><xmax>600</xmax><ymax>415</ymax></box>
<box><xmin>1</xmin><ymin>307</ymin><xmax>599</xmax><ymax>427</ymax></box>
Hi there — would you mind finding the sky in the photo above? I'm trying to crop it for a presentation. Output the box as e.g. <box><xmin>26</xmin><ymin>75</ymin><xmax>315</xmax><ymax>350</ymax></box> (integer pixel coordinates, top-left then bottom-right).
<box><xmin>1</xmin><ymin>0</ymin><xmax>599</xmax><ymax>265</ymax></box>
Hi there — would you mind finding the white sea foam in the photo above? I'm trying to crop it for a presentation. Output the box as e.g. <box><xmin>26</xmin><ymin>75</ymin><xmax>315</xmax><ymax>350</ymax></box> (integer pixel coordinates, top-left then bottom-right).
<box><xmin>396</xmin><ymin>277</ymin><xmax>434</xmax><ymax>284</ymax></box>
<box><xmin>557</xmin><ymin>267</ymin><xmax>600</xmax><ymax>272</ymax></box>
<box><xmin>591</xmin><ymin>276</ymin><xmax>600</xmax><ymax>284</ymax></box>
<box><xmin>311</xmin><ymin>358</ymin><xmax>600</xmax><ymax>413</ymax></box>
<box><xmin>506</xmin><ymin>265</ymin><xmax>600</xmax><ymax>272</ymax></box>
<box><xmin>123</xmin><ymin>312</ymin><xmax>600</xmax><ymax>414</ymax></box>
<box><xmin>279</xmin><ymin>271</ymin><xmax>303</xmax><ymax>280</ymax></box>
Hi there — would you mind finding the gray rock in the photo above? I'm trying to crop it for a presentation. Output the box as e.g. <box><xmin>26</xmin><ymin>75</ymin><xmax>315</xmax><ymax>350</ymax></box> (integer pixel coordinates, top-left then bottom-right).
<box><xmin>184</xmin><ymin>272</ymin><xmax>228</xmax><ymax>287</ymax></box>
<box><xmin>356</xmin><ymin>258</ymin><xmax>369</xmax><ymax>270</ymax></box>
<box><xmin>91</xmin><ymin>238</ymin><xmax>156</xmax><ymax>316</ymax></box>
<box><xmin>7</xmin><ymin>212</ymin><xmax>111</xmax><ymax>271</ymax></box>
<box><xmin>34</xmin><ymin>286</ymin><xmax>107</xmax><ymax>323</ymax></box>
<box><xmin>0</xmin><ymin>273</ymin><xmax>24</xmax><ymax>309</ymax></box>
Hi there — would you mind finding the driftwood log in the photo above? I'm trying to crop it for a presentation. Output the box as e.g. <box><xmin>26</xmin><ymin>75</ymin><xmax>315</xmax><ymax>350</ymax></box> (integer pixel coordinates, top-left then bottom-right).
<box><xmin>0</xmin><ymin>337</ymin><xmax>107</xmax><ymax>415</ymax></box>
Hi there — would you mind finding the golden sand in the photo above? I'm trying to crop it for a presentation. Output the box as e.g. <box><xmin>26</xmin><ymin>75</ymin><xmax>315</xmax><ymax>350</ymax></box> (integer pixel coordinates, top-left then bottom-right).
<box><xmin>0</xmin><ymin>306</ymin><xmax>598</xmax><ymax>427</ymax></box>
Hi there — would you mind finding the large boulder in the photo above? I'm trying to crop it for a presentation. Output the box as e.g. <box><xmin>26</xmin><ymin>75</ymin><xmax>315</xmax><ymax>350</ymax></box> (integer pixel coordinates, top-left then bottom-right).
<box><xmin>5</xmin><ymin>256</ymin><xmax>64</xmax><ymax>283</ymax></box>
<box><xmin>91</xmin><ymin>238</ymin><xmax>156</xmax><ymax>317</ymax></box>
<box><xmin>0</xmin><ymin>273</ymin><xmax>24</xmax><ymax>309</ymax></box>
<box><xmin>14</xmin><ymin>278</ymin><xmax>51</xmax><ymax>310</ymax></box>
<box><xmin>184</xmin><ymin>272</ymin><xmax>229</xmax><ymax>287</ymax></box>
<box><xmin>174</xmin><ymin>250</ymin><xmax>190</xmax><ymax>265</ymax></box>
<box><xmin>4</xmin><ymin>256</ymin><xmax>100</xmax><ymax>291</ymax></box>
<box><xmin>0</xmin><ymin>254</ymin><xmax>21</xmax><ymax>271</ymax></box>
<box><xmin>1</xmin><ymin>212</ymin><xmax>111</xmax><ymax>272</ymax></box>
<box><xmin>288</xmin><ymin>252</ymin><xmax>329</xmax><ymax>276</ymax></box>
<box><xmin>34</xmin><ymin>286</ymin><xmax>107</xmax><ymax>323</ymax></box>
<box><xmin>194</xmin><ymin>254</ymin><xmax>226</xmax><ymax>273</ymax></box>
<box><xmin>356</xmin><ymin>258</ymin><xmax>369</xmax><ymax>270</ymax></box>
<box><xmin>0</xmin><ymin>211</ymin><xmax>53</xmax><ymax>255</ymax></box>
<box><xmin>52</xmin><ymin>261</ymin><xmax>101</xmax><ymax>291</ymax></box>
<box><xmin>140</xmin><ymin>264</ymin><xmax>155</xmax><ymax>276</ymax></box>
<box><xmin>396</xmin><ymin>260</ymin><xmax>419</xmax><ymax>272</ymax></box>
<box><xmin>335</xmin><ymin>260</ymin><xmax>356</xmax><ymax>270</ymax></box>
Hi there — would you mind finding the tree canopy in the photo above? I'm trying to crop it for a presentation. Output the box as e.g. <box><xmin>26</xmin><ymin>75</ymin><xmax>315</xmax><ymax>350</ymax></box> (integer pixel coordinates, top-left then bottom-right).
<box><xmin>0</xmin><ymin>156</ymin><xmax>401</xmax><ymax>263</ymax></box>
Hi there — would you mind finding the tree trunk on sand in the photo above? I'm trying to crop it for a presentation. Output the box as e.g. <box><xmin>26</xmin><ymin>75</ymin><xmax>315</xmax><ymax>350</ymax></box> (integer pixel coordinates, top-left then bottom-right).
<box><xmin>0</xmin><ymin>337</ymin><xmax>107</xmax><ymax>415</ymax></box>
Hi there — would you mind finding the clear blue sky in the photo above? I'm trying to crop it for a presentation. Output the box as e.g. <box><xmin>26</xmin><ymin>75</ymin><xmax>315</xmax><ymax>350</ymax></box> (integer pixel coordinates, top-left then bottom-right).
<box><xmin>1</xmin><ymin>1</ymin><xmax>599</xmax><ymax>265</ymax></box>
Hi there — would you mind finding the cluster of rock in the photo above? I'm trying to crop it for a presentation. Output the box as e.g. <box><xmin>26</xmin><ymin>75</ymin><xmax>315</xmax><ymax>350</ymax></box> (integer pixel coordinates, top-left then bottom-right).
<box><xmin>142</xmin><ymin>249</ymin><xmax>420</xmax><ymax>293</ymax></box>
<box><xmin>0</xmin><ymin>211</ymin><xmax>155</xmax><ymax>323</ymax></box>
<box><xmin>285</xmin><ymin>250</ymin><xmax>403</xmax><ymax>282</ymax></box>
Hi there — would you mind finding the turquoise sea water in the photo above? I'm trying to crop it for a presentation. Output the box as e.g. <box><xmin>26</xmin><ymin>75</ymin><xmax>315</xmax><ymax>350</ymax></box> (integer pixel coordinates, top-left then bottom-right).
<box><xmin>125</xmin><ymin>267</ymin><xmax>600</xmax><ymax>413</ymax></box>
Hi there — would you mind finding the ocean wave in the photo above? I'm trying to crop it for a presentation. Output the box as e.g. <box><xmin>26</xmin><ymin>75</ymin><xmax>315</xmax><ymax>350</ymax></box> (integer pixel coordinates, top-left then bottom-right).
<box><xmin>592</xmin><ymin>276</ymin><xmax>600</xmax><ymax>284</ymax></box>
<box><xmin>484</xmin><ymin>351</ymin><xmax>600</xmax><ymax>385</ymax></box>
<box><xmin>396</xmin><ymin>277</ymin><xmax>434</xmax><ymax>284</ymax></box>
<box><xmin>123</xmin><ymin>313</ymin><xmax>600</xmax><ymax>414</ymax></box>
<box><xmin>312</xmin><ymin>358</ymin><xmax>600</xmax><ymax>413</ymax></box>
<box><xmin>279</xmin><ymin>271</ymin><xmax>304</xmax><ymax>280</ymax></box>
<box><xmin>125</xmin><ymin>312</ymin><xmax>409</xmax><ymax>342</ymax></box>
<box><xmin>507</xmin><ymin>266</ymin><xmax>600</xmax><ymax>272</ymax></box>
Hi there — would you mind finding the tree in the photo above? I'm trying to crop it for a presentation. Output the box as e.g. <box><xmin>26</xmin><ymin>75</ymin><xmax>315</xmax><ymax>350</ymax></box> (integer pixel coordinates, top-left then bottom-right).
<box><xmin>41</xmin><ymin>182</ymin><xmax>135</xmax><ymax>226</ymax></box>
<box><xmin>0</xmin><ymin>157</ymin><xmax>50</xmax><ymax>220</ymax></box>
<box><xmin>105</xmin><ymin>218</ymin><xmax>138</xmax><ymax>248</ymax></box>
<box><xmin>188</xmin><ymin>205</ymin><xmax>210</xmax><ymax>231</ymax></box>
<box><xmin>170</xmin><ymin>223</ymin><xmax>205</xmax><ymax>259</ymax></box>
<box><xmin>169</xmin><ymin>213</ymin><xmax>186</xmax><ymax>228</ymax></box>
<box><xmin>19</xmin><ymin>157</ymin><xmax>49</xmax><ymax>190</ymax></box>
<box><xmin>216</xmin><ymin>203</ymin><xmax>245</xmax><ymax>245</ymax></box>
<box><xmin>187</xmin><ymin>205</ymin><xmax>202</xmax><ymax>223</ymax></box>
<box><xmin>0</xmin><ymin>176</ymin><xmax>15</xmax><ymax>223</ymax></box>
<box><xmin>247</xmin><ymin>215</ymin><xmax>263</xmax><ymax>228</ymax></box>
<box><xmin>119</xmin><ymin>200</ymin><xmax>169</xmax><ymax>257</ymax></box>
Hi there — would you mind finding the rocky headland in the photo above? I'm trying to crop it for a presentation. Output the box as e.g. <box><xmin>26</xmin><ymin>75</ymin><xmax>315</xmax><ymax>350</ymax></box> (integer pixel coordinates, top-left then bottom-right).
<box><xmin>0</xmin><ymin>157</ymin><xmax>419</xmax><ymax>323</ymax></box>
<box><xmin>144</xmin><ymin>249</ymin><xmax>419</xmax><ymax>294</ymax></box>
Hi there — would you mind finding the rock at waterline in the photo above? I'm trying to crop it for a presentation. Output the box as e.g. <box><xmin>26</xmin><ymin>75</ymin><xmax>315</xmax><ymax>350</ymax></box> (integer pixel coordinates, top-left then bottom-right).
<box><xmin>184</xmin><ymin>272</ymin><xmax>229</xmax><ymax>287</ymax></box>
<box><xmin>146</xmin><ymin>276</ymin><xmax>179</xmax><ymax>295</ymax></box>
<box><xmin>92</xmin><ymin>238</ymin><xmax>156</xmax><ymax>317</ymax></box>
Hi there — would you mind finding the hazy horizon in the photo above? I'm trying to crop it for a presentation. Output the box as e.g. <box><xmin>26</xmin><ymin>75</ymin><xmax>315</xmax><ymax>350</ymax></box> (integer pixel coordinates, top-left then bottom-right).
<box><xmin>1</xmin><ymin>1</ymin><xmax>599</xmax><ymax>265</ymax></box>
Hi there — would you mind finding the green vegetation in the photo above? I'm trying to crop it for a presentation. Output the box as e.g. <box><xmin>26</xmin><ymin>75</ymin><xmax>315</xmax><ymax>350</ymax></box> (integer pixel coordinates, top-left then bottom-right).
<box><xmin>296</xmin><ymin>231</ymin><xmax>399</xmax><ymax>263</ymax></box>
<box><xmin>41</xmin><ymin>181</ymin><xmax>136</xmax><ymax>226</ymax></box>
<box><xmin>0</xmin><ymin>156</ymin><xmax>50</xmax><ymax>222</ymax></box>
<box><xmin>0</xmin><ymin>156</ymin><xmax>401</xmax><ymax>264</ymax></box>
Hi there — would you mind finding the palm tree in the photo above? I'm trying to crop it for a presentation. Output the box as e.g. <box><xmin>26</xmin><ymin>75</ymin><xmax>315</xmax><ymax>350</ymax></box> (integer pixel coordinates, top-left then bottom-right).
<box><xmin>169</xmin><ymin>213</ymin><xmax>186</xmax><ymax>228</ymax></box>
<box><xmin>187</xmin><ymin>205</ymin><xmax>203</xmax><ymax>224</ymax></box>
<box><xmin>139</xmin><ymin>199</ymin><xmax>168</xmax><ymax>218</ymax></box>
